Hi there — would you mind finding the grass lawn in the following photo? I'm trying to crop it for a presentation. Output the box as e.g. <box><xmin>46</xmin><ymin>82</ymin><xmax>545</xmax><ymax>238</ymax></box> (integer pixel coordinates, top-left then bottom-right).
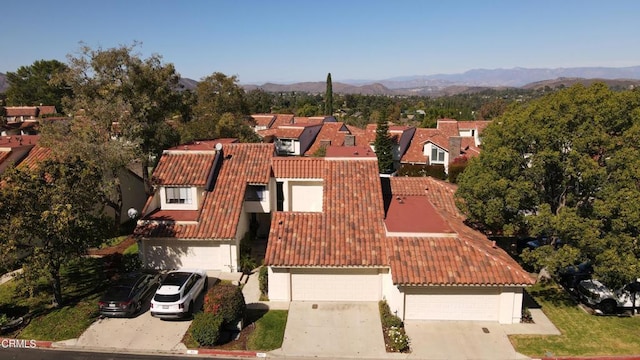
<box><xmin>184</xmin><ymin>309</ymin><xmax>288</xmax><ymax>351</ymax></box>
<box><xmin>247</xmin><ymin>310</ymin><xmax>288</xmax><ymax>350</ymax></box>
<box><xmin>0</xmin><ymin>256</ymin><xmax>111</xmax><ymax>341</ymax></box>
<box><xmin>99</xmin><ymin>235</ymin><xmax>128</xmax><ymax>249</ymax></box>
<box><xmin>510</xmin><ymin>283</ymin><xmax>640</xmax><ymax>357</ymax></box>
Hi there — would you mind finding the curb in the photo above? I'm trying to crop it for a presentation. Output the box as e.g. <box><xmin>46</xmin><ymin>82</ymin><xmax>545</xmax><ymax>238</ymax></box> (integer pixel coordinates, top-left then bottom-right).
<box><xmin>187</xmin><ymin>348</ymin><xmax>266</xmax><ymax>357</ymax></box>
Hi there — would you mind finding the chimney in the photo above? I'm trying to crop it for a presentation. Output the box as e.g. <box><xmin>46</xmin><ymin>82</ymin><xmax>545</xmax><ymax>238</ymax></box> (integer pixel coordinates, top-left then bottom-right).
<box><xmin>449</xmin><ymin>136</ymin><xmax>462</xmax><ymax>159</ymax></box>
<box><xmin>344</xmin><ymin>134</ymin><xmax>355</xmax><ymax>146</ymax></box>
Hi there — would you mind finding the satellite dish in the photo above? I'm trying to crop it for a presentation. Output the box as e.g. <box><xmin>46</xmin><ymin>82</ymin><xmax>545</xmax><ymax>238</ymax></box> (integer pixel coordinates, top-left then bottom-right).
<box><xmin>127</xmin><ymin>208</ymin><xmax>139</xmax><ymax>219</ymax></box>
<box><xmin>215</xmin><ymin>143</ymin><xmax>223</xmax><ymax>151</ymax></box>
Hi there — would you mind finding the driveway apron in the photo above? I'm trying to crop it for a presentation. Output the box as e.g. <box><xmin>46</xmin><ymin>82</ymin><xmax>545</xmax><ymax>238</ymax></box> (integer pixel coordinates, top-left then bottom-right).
<box><xmin>404</xmin><ymin>320</ymin><xmax>530</xmax><ymax>360</ymax></box>
<box><xmin>281</xmin><ymin>301</ymin><xmax>387</xmax><ymax>358</ymax></box>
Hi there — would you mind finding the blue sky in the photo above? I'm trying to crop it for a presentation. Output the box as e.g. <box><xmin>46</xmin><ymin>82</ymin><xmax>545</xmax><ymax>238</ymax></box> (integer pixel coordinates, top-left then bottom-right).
<box><xmin>3</xmin><ymin>0</ymin><xmax>640</xmax><ymax>84</ymax></box>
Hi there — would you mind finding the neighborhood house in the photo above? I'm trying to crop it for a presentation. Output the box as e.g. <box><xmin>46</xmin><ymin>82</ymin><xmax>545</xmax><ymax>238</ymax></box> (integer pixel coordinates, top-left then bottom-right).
<box><xmin>134</xmin><ymin>140</ymin><xmax>534</xmax><ymax>324</ymax></box>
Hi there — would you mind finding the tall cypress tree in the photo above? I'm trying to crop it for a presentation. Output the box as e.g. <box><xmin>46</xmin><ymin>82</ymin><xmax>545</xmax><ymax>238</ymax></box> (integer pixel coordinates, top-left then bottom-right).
<box><xmin>324</xmin><ymin>72</ymin><xmax>333</xmax><ymax>116</ymax></box>
<box><xmin>374</xmin><ymin>116</ymin><xmax>394</xmax><ymax>174</ymax></box>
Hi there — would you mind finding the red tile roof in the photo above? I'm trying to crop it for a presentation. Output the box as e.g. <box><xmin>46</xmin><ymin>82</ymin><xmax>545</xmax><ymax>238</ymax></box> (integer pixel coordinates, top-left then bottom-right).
<box><xmin>4</xmin><ymin>106</ymin><xmax>38</xmax><ymax>117</ymax></box>
<box><xmin>137</xmin><ymin>143</ymin><xmax>274</xmax><ymax>240</ymax></box>
<box><xmin>325</xmin><ymin>146</ymin><xmax>376</xmax><ymax>158</ymax></box>
<box><xmin>38</xmin><ymin>106</ymin><xmax>57</xmax><ymax>115</ymax></box>
<box><xmin>251</xmin><ymin>114</ymin><xmax>276</xmax><ymax>128</ymax></box>
<box><xmin>271</xmin><ymin>114</ymin><xmax>295</xmax><ymax>128</ymax></box>
<box><xmin>265</xmin><ymin>159</ymin><xmax>387</xmax><ymax>267</ymax></box>
<box><xmin>272</xmin><ymin>124</ymin><xmax>321</xmax><ymax>139</ymax></box>
<box><xmin>386</xmin><ymin>177</ymin><xmax>534</xmax><ymax>286</ymax></box>
<box><xmin>152</xmin><ymin>152</ymin><xmax>217</xmax><ymax>186</ymax></box>
<box><xmin>17</xmin><ymin>145</ymin><xmax>51</xmax><ymax>171</ymax></box>
<box><xmin>272</xmin><ymin>157</ymin><xmax>325</xmax><ymax>178</ymax></box>
<box><xmin>304</xmin><ymin>122</ymin><xmax>350</xmax><ymax>156</ymax></box>
<box><xmin>401</xmin><ymin>128</ymin><xmax>437</xmax><ymax>164</ymax></box>
<box><xmin>166</xmin><ymin>139</ymin><xmax>238</xmax><ymax>151</ymax></box>
<box><xmin>385</xmin><ymin>195</ymin><xmax>454</xmax><ymax>234</ymax></box>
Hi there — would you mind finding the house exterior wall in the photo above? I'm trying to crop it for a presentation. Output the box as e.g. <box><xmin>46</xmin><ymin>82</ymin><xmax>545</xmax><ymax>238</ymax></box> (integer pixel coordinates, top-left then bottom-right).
<box><xmin>499</xmin><ymin>287</ymin><xmax>524</xmax><ymax>324</ymax></box>
<box><xmin>382</xmin><ymin>269</ymin><xmax>405</xmax><ymax>318</ymax></box>
<box><xmin>289</xmin><ymin>180</ymin><xmax>323</xmax><ymax>212</ymax></box>
<box><xmin>268</xmin><ymin>267</ymin><xmax>291</xmax><ymax>301</ymax></box>
<box><xmin>244</xmin><ymin>186</ymin><xmax>271</xmax><ymax>213</ymax></box>
<box><xmin>423</xmin><ymin>143</ymin><xmax>450</xmax><ymax>172</ymax></box>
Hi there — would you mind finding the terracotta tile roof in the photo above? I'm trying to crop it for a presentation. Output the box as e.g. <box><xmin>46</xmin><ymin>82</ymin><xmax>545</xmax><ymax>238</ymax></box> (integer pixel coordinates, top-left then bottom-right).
<box><xmin>385</xmin><ymin>195</ymin><xmax>454</xmax><ymax>234</ymax></box>
<box><xmin>436</xmin><ymin>118</ymin><xmax>460</xmax><ymax>137</ymax></box>
<box><xmin>386</xmin><ymin>177</ymin><xmax>534</xmax><ymax>286</ymax></box>
<box><xmin>4</xmin><ymin>106</ymin><xmax>38</xmax><ymax>117</ymax></box>
<box><xmin>166</xmin><ymin>139</ymin><xmax>238</xmax><ymax>151</ymax></box>
<box><xmin>304</xmin><ymin>122</ymin><xmax>349</xmax><ymax>156</ymax></box>
<box><xmin>460</xmin><ymin>137</ymin><xmax>481</xmax><ymax>157</ymax></box>
<box><xmin>265</xmin><ymin>159</ymin><xmax>387</xmax><ymax>267</ymax></box>
<box><xmin>251</xmin><ymin>114</ymin><xmax>276</xmax><ymax>128</ymax></box>
<box><xmin>0</xmin><ymin>135</ymin><xmax>40</xmax><ymax>148</ymax></box>
<box><xmin>272</xmin><ymin>123</ymin><xmax>321</xmax><ymax>139</ymax></box>
<box><xmin>38</xmin><ymin>106</ymin><xmax>57</xmax><ymax>115</ymax></box>
<box><xmin>401</xmin><ymin>128</ymin><xmax>437</xmax><ymax>164</ymax></box>
<box><xmin>152</xmin><ymin>152</ymin><xmax>217</xmax><ymax>186</ymax></box>
<box><xmin>0</xmin><ymin>151</ymin><xmax>10</xmax><ymax>164</ymax></box>
<box><xmin>294</xmin><ymin>116</ymin><xmax>336</xmax><ymax>125</ymax></box>
<box><xmin>271</xmin><ymin>114</ymin><xmax>295</xmax><ymax>128</ymax></box>
<box><xmin>325</xmin><ymin>146</ymin><xmax>376</xmax><ymax>158</ymax></box>
<box><xmin>458</xmin><ymin>120</ymin><xmax>491</xmax><ymax>132</ymax></box>
<box><xmin>137</xmin><ymin>143</ymin><xmax>274</xmax><ymax>240</ymax></box>
<box><xmin>17</xmin><ymin>145</ymin><xmax>51</xmax><ymax>171</ymax></box>
<box><xmin>272</xmin><ymin>157</ymin><xmax>325</xmax><ymax>178</ymax></box>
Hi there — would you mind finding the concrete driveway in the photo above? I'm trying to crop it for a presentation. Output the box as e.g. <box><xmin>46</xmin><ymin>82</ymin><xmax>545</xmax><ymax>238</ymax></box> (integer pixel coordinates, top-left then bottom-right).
<box><xmin>404</xmin><ymin>320</ymin><xmax>529</xmax><ymax>360</ymax></box>
<box><xmin>73</xmin><ymin>276</ymin><xmax>215</xmax><ymax>351</ymax></box>
<box><xmin>279</xmin><ymin>301</ymin><xmax>387</xmax><ymax>358</ymax></box>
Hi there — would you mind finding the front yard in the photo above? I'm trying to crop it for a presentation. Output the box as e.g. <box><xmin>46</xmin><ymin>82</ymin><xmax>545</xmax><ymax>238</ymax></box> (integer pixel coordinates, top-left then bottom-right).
<box><xmin>511</xmin><ymin>283</ymin><xmax>640</xmax><ymax>357</ymax></box>
<box><xmin>0</xmin><ymin>256</ymin><xmax>108</xmax><ymax>341</ymax></box>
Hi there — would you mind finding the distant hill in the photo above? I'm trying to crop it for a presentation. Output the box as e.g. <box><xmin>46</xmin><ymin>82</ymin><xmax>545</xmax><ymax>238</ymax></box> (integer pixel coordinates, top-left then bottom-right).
<box><xmin>0</xmin><ymin>72</ymin><xmax>7</xmax><ymax>93</ymax></box>
<box><xmin>243</xmin><ymin>81</ymin><xmax>393</xmax><ymax>95</ymax></box>
<box><xmin>522</xmin><ymin>77</ymin><xmax>640</xmax><ymax>90</ymax></box>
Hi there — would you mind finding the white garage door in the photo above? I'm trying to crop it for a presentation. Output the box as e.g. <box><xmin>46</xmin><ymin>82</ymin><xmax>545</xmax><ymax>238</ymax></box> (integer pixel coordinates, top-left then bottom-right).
<box><xmin>291</xmin><ymin>268</ymin><xmax>381</xmax><ymax>301</ymax></box>
<box><xmin>143</xmin><ymin>240</ymin><xmax>221</xmax><ymax>270</ymax></box>
<box><xmin>405</xmin><ymin>288</ymin><xmax>500</xmax><ymax>321</ymax></box>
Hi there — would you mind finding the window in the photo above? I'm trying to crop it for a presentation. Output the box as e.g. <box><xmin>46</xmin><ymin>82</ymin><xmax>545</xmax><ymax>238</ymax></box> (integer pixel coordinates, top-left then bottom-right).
<box><xmin>245</xmin><ymin>185</ymin><xmax>266</xmax><ymax>201</ymax></box>
<box><xmin>165</xmin><ymin>187</ymin><xmax>192</xmax><ymax>204</ymax></box>
<box><xmin>431</xmin><ymin>147</ymin><xmax>446</xmax><ymax>164</ymax></box>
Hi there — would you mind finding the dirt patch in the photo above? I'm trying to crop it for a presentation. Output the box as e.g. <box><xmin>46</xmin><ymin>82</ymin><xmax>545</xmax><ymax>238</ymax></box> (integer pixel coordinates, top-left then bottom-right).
<box><xmin>89</xmin><ymin>237</ymin><xmax>136</xmax><ymax>256</ymax></box>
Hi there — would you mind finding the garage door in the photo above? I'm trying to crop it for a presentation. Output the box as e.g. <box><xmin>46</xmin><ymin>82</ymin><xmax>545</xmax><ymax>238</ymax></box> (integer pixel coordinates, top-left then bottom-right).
<box><xmin>143</xmin><ymin>240</ymin><xmax>221</xmax><ymax>270</ymax></box>
<box><xmin>405</xmin><ymin>288</ymin><xmax>499</xmax><ymax>321</ymax></box>
<box><xmin>291</xmin><ymin>268</ymin><xmax>381</xmax><ymax>301</ymax></box>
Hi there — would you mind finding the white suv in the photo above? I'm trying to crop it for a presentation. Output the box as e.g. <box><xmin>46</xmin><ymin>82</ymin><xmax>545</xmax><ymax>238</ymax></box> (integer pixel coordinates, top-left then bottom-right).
<box><xmin>150</xmin><ymin>269</ymin><xmax>207</xmax><ymax>319</ymax></box>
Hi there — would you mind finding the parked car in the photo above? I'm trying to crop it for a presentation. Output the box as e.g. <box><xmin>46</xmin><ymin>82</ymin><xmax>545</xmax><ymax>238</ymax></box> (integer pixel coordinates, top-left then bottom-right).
<box><xmin>559</xmin><ymin>261</ymin><xmax>593</xmax><ymax>290</ymax></box>
<box><xmin>576</xmin><ymin>279</ymin><xmax>640</xmax><ymax>314</ymax></box>
<box><xmin>98</xmin><ymin>272</ymin><xmax>161</xmax><ymax>318</ymax></box>
<box><xmin>150</xmin><ymin>269</ymin><xmax>207</xmax><ymax>319</ymax></box>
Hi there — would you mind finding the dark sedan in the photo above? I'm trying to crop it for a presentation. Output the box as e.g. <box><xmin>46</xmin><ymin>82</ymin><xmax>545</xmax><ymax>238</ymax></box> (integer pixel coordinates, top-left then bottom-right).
<box><xmin>98</xmin><ymin>272</ymin><xmax>161</xmax><ymax>318</ymax></box>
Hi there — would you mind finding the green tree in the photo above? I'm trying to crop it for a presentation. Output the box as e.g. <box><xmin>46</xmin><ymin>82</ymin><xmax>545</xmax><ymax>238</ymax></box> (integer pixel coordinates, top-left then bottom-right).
<box><xmin>246</xmin><ymin>89</ymin><xmax>274</xmax><ymax>114</ymax></box>
<box><xmin>324</xmin><ymin>73</ymin><xmax>333</xmax><ymax>116</ymax></box>
<box><xmin>374</xmin><ymin>117</ymin><xmax>394</xmax><ymax>174</ymax></box>
<box><xmin>5</xmin><ymin>59</ymin><xmax>71</xmax><ymax>111</ymax></box>
<box><xmin>180</xmin><ymin>72</ymin><xmax>256</xmax><ymax>143</ymax></box>
<box><xmin>455</xmin><ymin>83</ymin><xmax>640</xmax><ymax>286</ymax></box>
<box><xmin>0</xmin><ymin>158</ymin><xmax>107</xmax><ymax>306</ymax></box>
<box><xmin>55</xmin><ymin>43</ymin><xmax>183</xmax><ymax>196</ymax></box>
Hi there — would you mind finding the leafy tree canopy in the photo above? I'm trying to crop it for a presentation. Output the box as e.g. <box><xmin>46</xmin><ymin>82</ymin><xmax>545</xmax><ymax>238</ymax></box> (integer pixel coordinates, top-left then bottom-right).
<box><xmin>455</xmin><ymin>83</ymin><xmax>640</xmax><ymax>286</ymax></box>
<box><xmin>0</xmin><ymin>158</ymin><xmax>108</xmax><ymax>306</ymax></box>
<box><xmin>5</xmin><ymin>59</ymin><xmax>71</xmax><ymax>111</ymax></box>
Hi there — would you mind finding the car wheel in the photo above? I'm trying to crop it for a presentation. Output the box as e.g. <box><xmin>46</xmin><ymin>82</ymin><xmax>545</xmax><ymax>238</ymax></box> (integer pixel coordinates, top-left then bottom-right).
<box><xmin>599</xmin><ymin>299</ymin><xmax>617</xmax><ymax>314</ymax></box>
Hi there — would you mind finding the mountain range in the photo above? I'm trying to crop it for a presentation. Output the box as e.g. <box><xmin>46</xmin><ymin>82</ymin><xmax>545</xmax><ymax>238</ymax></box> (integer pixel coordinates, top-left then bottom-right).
<box><xmin>2</xmin><ymin>66</ymin><xmax>640</xmax><ymax>97</ymax></box>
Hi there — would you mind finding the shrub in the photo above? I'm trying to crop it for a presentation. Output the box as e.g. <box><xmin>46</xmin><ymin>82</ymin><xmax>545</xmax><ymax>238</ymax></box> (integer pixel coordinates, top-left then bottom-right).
<box><xmin>259</xmin><ymin>266</ymin><xmax>268</xmax><ymax>296</ymax></box>
<box><xmin>379</xmin><ymin>300</ymin><xmax>403</xmax><ymax>328</ymax></box>
<box><xmin>387</xmin><ymin>326</ymin><xmax>410</xmax><ymax>352</ymax></box>
<box><xmin>397</xmin><ymin>164</ymin><xmax>446</xmax><ymax>180</ymax></box>
<box><xmin>448</xmin><ymin>156</ymin><xmax>468</xmax><ymax>184</ymax></box>
<box><xmin>203</xmin><ymin>284</ymin><xmax>246</xmax><ymax>325</ymax></box>
<box><xmin>238</xmin><ymin>253</ymin><xmax>257</xmax><ymax>274</ymax></box>
<box><xmin>190</xmin><ymin>312</ymin><xmax>223</xmax><ymax>346</ymax></box>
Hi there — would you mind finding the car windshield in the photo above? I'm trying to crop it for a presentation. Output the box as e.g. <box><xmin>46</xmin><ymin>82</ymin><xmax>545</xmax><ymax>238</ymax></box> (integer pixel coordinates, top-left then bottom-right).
<box><xmin>102</xmin><ymin>286</ymin><xmax>132</xmax><ymax>301</ymax></box>
<box><xmin>154</xmin><ymin>293</ymin><xmax>181</xmax><ymax>302</ymax></box>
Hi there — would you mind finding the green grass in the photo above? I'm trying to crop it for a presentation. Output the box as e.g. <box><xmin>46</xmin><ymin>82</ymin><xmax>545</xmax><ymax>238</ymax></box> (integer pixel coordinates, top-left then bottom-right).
<box><xmin>247</xmin><ymin>310</ymin><xmax>288</xmax><ymax>351</ymax></box>
<box><xmin>99</xmin><ymin>235</ymin><xmax>128</xmax><ymax>249</ymax></box>
<box><xmin>510</xmin><ymin>283</ymin><xmax>640</xmax><ymax>357</ymax></box>
<box><xmin>0</xmin><ymin>257</ymin><xmax>108</xmax><ymax>341</ymax></box>
<box><xmin>123</xmin><ymin>242</ymin><xmax>138</xmax><ymax>255</ymax></box>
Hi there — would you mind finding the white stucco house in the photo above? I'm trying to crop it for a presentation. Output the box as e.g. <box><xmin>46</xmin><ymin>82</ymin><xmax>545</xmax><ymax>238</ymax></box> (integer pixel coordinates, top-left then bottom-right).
<box><xmin>135</xmin><ymin>140</ymin><xmax>533</xmax><ymax>324</ymax></box>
